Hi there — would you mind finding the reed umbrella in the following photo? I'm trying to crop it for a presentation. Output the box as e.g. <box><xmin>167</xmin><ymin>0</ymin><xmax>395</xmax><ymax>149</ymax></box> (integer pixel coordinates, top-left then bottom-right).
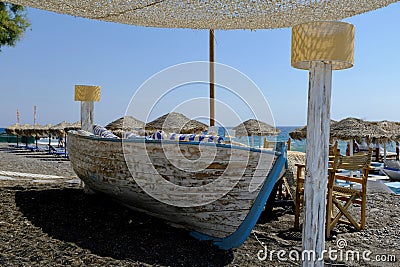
<box><xmin>5</xmin><ymin>123</ymin><xmax>20</xmax><ymax>146</ymax></box>
<box><xmin>289</xmin><ymin>120</ymin><xmax>337</xmax><ymax>141</ymax></box>
<box><xmin>233</xmin><ymin>119</ymin><xmax>279</xmax><ymax>136</ymax></box>
<box><xmin>49</xmin><ymin>121</ymin><xmax>81</xmax><ymax>154</ymax></box>
<box><xmin>330</xmin><ymin>118</ymin><xmax>388</xmax><ymax>145</ymax></box>
<box><xmin>5</xmin><ymin>124</ymin><xmax>18</xmax><ymax>135</ymax></box>
<box><xmin>50</xmin><ymin>121</ymin><xmax>81</xmax><ymax>136</ymax></box>
<box><xmin>8</xmin><ymin>1</ymin><xmax>395</xmax><ymax>30</ymax></box>
<box><xmin>106</xmin><ymin>116</ymin><xmax>145</xmax><ymax>138</ymax></box>
<box><xmin>64</xmin><ymin>121</ymin><xmax>81</xmax><ymax>132</ymax></box>
<box><xmin>371</xmin><ymin>120</ymin><xmax>400</xmax><ymax>160</ymax></box>
<box><xmin>14</xmin><ymin>124</ymin><xmax>51</xmax><ymax>148</ymax></box>
<box><xmin>233</xmin><ymin>119</ymin><xmax>279</xmax><ymax>147</ymax></box>
<box><xmin>106</xmin><ymin>116</ymin><xmax>144</xmax><ymax>131</ymax></box>
<box><xmin>29</xmin><ymin>124</ymin><xmax>52</xmax><ymax>148</ymax></box>
<box><xmin>145</xmin><ymin>112</ymin><xmax>207</xmax><ymax>134</ymax></box>
<box><xmin>13</xmin><ymin>124</ymin><xmax>28</xmax><ymax>137</ymax></box>
<box><xmin>331</xmin><ymin>118</ymin><xmax>389</xmax><ymax>160</ymax></box>
<box><xmin>370</xmin><ymin>120</ymin><xmax>400</xmax><ymax>140</ymax></box>
<box><xmin>290</xmin><ymin>118</ymin><xmax>387</xmax><ymax>144</ymax></box>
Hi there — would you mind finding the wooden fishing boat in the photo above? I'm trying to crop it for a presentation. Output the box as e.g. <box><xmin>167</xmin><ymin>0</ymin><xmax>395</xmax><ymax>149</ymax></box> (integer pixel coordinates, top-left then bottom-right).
<box><xmin>382</xmin><ymin>160</ymin><xmax>400</xmax><ymax>181</ymax></box>
<box><xmin>67</xmin><ymin>131</ymin><xmax>287</xmax><ymax>249</ymax></box>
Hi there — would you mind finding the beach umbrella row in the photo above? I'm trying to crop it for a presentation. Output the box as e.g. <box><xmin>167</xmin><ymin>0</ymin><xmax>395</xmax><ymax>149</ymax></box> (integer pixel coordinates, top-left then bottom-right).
<box><xmin>5</xmin><ymin>124</ymin><xmax>51</xmax><ymax>138</ymax></box>
<box><xmin>105</xmin><ymin>113</ymin><xmax>208</xmax><ymax>134</ymax></box>
<box><xmin>105</xmin><ymin>114</ymin><xmax>280</xmax><ymax>138</ymax></box>
<box><xmin>7</xmin><ymin>114</ymin><xmax>279</xmax><ymax>139</ymax></box>
<box><xmin>5</xmin><ymin>121</ymin><xmax>81</xmax><ymax>138</ymax></box>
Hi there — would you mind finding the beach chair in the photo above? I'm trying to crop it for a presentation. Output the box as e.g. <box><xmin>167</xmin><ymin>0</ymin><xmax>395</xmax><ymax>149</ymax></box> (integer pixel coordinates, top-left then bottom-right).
<box><xmin>294</xmin><ymin>141</ymin><xmax>338</xmax><ymax>230</ymax></box>
<box><xmin>326</xmin><ymin>148</ymin><xmax>372</xmax><ymax>236</ymax></box>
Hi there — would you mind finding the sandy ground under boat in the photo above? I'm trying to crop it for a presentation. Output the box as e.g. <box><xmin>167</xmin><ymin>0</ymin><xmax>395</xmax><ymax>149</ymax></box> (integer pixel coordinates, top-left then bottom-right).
<box><xmin>0</xmin><ymin>143</ymin><xmax>399</xmax><ymax>266</ymax></box>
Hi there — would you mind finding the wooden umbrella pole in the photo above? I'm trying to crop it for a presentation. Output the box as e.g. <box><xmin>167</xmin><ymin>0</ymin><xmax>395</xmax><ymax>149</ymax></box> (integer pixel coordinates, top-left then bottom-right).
<box><xmin>303</xmin><ymin>61</ymin><xmax>332</xmax><ymax>267</ymax></box>
<box><xmin>48</xmin><ymin>134</ymin><xmax>51</xmax><ymax>153</ymax></box>
<box><xmin>383</xmin><ymin>143</ymin><xmax>387</xmax><ymax>161</ymax></box>
<box><xmin>209</xmin><ymin>29</ymin><xmax>215</xmax><ymax>127</ymax></box>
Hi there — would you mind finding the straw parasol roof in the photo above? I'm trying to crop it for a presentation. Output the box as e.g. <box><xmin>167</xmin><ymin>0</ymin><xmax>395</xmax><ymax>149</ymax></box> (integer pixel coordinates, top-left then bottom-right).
<box><xmin>50</xmin><ymin>121</ymin><xmax>81</xmax><ymax>136</ymax></box>
<box><xmin>12</xmin><ymin>124</ymin><xmax>29</xmax><ymax>136</ymax></box>
<box><xmin>289</xmin><ymin>118</ymin><xmax>389</xmax><ymax>144</ymax></box>
<box><xmin>289</xmin><ymin>120</ymin><xmax>337</xmax><ymax>140</ymax></box>
<box><xmin>5</xmin><ymin>124</ymin><xmax>19</xmax><ymax>135</ymax></box>
<box><xmin>330</xmin><ymin>118</ymin><xmax>389</xmax><ymax>144</ymax></box>
<box><xmin>6</xmin><ymin>1</ymin><xmax>397</xmax><ymax>30</ymax></box>
<box><xmin>370</xmin><ymin>120</ymin><xmax>400</xmax><ymax>141</ymax></box>
<box><xmin>145</xmin><ymin>112</ymin><xmax>208</xmax><ymax>134</ymax></box>
<box><xmin>106</xmin><ymin>116</ymin><xmax>145</xmax><ymax>131</ymax></box>
<box><xmin>289</xmin><ymin>125</ymin><xmax>307</xmax><ymax>141</ymax></box>
<box><xmin>13</xmin><ymin>124</ymin><xmax>52</xmax><ymax>138</ymax></box>
<box><xmin>233</xmin><ymin>119</ymin><xmax>279</xmax><ymax>136</ymax></box>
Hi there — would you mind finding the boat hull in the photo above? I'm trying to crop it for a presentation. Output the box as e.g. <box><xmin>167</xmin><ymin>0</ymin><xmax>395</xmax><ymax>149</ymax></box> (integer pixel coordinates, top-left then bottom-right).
<box><xmin>382</xmin><ymin>168</ymin><xmax>400</xmax><ymax>181</ymax></box>
<box><xmin>67</xmin><ymin>132</ymin><xmax>286</xmax><ymax>249</ymax></box>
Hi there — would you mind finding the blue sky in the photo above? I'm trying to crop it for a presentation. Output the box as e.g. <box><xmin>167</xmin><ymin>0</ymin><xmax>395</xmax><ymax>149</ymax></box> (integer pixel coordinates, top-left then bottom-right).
<box><xmin>1</xmin><ymin>3</ymin><xmax>399</xmax><ymax>128</ymax></box>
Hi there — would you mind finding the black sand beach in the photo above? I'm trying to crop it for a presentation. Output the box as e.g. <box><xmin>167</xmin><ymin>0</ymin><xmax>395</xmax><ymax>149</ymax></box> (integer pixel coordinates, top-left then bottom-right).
<box><xmin>0</xmin><ymin>143</ymin><xmax>399</xmax><ymax>266</ymax></box>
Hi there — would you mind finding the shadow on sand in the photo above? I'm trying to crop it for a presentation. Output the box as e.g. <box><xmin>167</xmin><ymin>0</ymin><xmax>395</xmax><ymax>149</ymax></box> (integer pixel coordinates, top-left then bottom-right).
<box><xmin>15</xmin><ymin>188</ymin><xmax>233</xmax><ymax>266</ymax></box>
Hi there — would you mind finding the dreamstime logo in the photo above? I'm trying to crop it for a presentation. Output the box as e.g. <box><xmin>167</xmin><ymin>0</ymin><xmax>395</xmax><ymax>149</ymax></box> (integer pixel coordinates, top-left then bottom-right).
<box><xmin>122</xmin><ymin>61</ymin><xmax>276</xmax><ymax>207</ymax></box>
<box><xmin>255</xmin><ymin>234</ymin><xmax>397</xmax><ymax>263</ymax></box>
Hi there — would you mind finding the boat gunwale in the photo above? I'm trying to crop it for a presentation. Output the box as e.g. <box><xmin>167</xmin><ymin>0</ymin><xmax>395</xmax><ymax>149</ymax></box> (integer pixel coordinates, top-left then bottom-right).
<box><xmin>67</xmin><ymin>132</ymin><xmax>283</xmax><ymax>155</ymax></box>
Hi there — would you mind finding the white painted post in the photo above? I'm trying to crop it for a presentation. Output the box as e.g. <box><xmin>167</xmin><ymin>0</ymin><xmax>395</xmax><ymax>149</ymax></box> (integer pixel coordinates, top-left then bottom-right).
<box><xmin>303</xmin><ymin>61</ymin><xmax>332</xmax><ymax>267</ymax></box>
<box><xmin>74</xmin><ymin>85</ymin><xmax>101</xmax><ymax>133</ymax></box>
<box><xmin>81</xmin><ymin>101</ymin><xmax>95</xmax><ymax>132</ymax></box>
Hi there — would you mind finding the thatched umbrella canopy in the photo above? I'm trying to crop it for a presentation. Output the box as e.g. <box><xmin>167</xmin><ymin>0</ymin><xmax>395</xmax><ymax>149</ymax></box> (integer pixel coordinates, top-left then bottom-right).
<box><xmin>50</xmin><ymin>121</ymin><xmax>81</xmax><ymax>136</ymax></box>
<box><xmin>6</xmin><ymin>1</ymin><xmax>396</xmax><ymax>30</ymax></box>
<box><xmin>5</xmin><ymin>124</ymin><xmax>20</xmax><ymax>135</ymax></box>
<box><xmin>64</xmin><ymin>121</ymin><xmax>81</xmax><ymax>132</ymax></box>
<box><xmin>330</xmin><ymin>118</ymin><xmax>389</xmax><ymax>144</ymax></box>
<box><xmin>289</xmin><ymin>118</ymin><xmax>388</xmax><ymax>144</ymax></box>
<box><xmin>289</xmin><ymin>125</ymin><xmax>307</xmax><ymax>140</ymax></box>
<box><xmin>233</xmin><ymin>119</ymin><xmax>279</xmax><ymax>137</ymax></box>
<box><xmin>10</xmin><ymin>124</ymin><xmax>30</xmax><ymax>137</ymax></box>
<box><xmin>145</xmin><ymin>112</ymin><xmax>208</xmax><ymax>134</ymax></box>
<box><xmin>289</xmin><ymin>120</ymin><xmax>337</xmax><ymax>140</ymax></box>
<box><xmin>106</xmin><ymin>116</ymin><xmax>145</xmax><ymax>131</ymax></box>
<box><xmin>23</xmin><ymin>124</ymin><xmax>52</xmax><ymax>138</ymax></box>
<box><xmin>370</xmin><ymin>120</ymin><xmax>400</xmax><ymax>141</ymax></box>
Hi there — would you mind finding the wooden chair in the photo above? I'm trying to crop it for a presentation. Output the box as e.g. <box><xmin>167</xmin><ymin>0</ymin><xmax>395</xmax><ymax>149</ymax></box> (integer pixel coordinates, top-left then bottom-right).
<box><xmin>294</xmin><ymin>141</ymin><xmax>338</xmax><ymax>230</ymax></box>
<box><xmin>326</xmin><ymin>148</ymin><xmax>372</xmax><ymax>236</ymax></box>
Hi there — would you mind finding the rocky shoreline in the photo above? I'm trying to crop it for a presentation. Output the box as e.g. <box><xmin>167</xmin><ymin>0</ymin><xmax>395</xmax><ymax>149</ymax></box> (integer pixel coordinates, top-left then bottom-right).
<box><xmin>0</xmin><ymin>143</ymin><xmax>399</xmax><ymax>266</ymax></box>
